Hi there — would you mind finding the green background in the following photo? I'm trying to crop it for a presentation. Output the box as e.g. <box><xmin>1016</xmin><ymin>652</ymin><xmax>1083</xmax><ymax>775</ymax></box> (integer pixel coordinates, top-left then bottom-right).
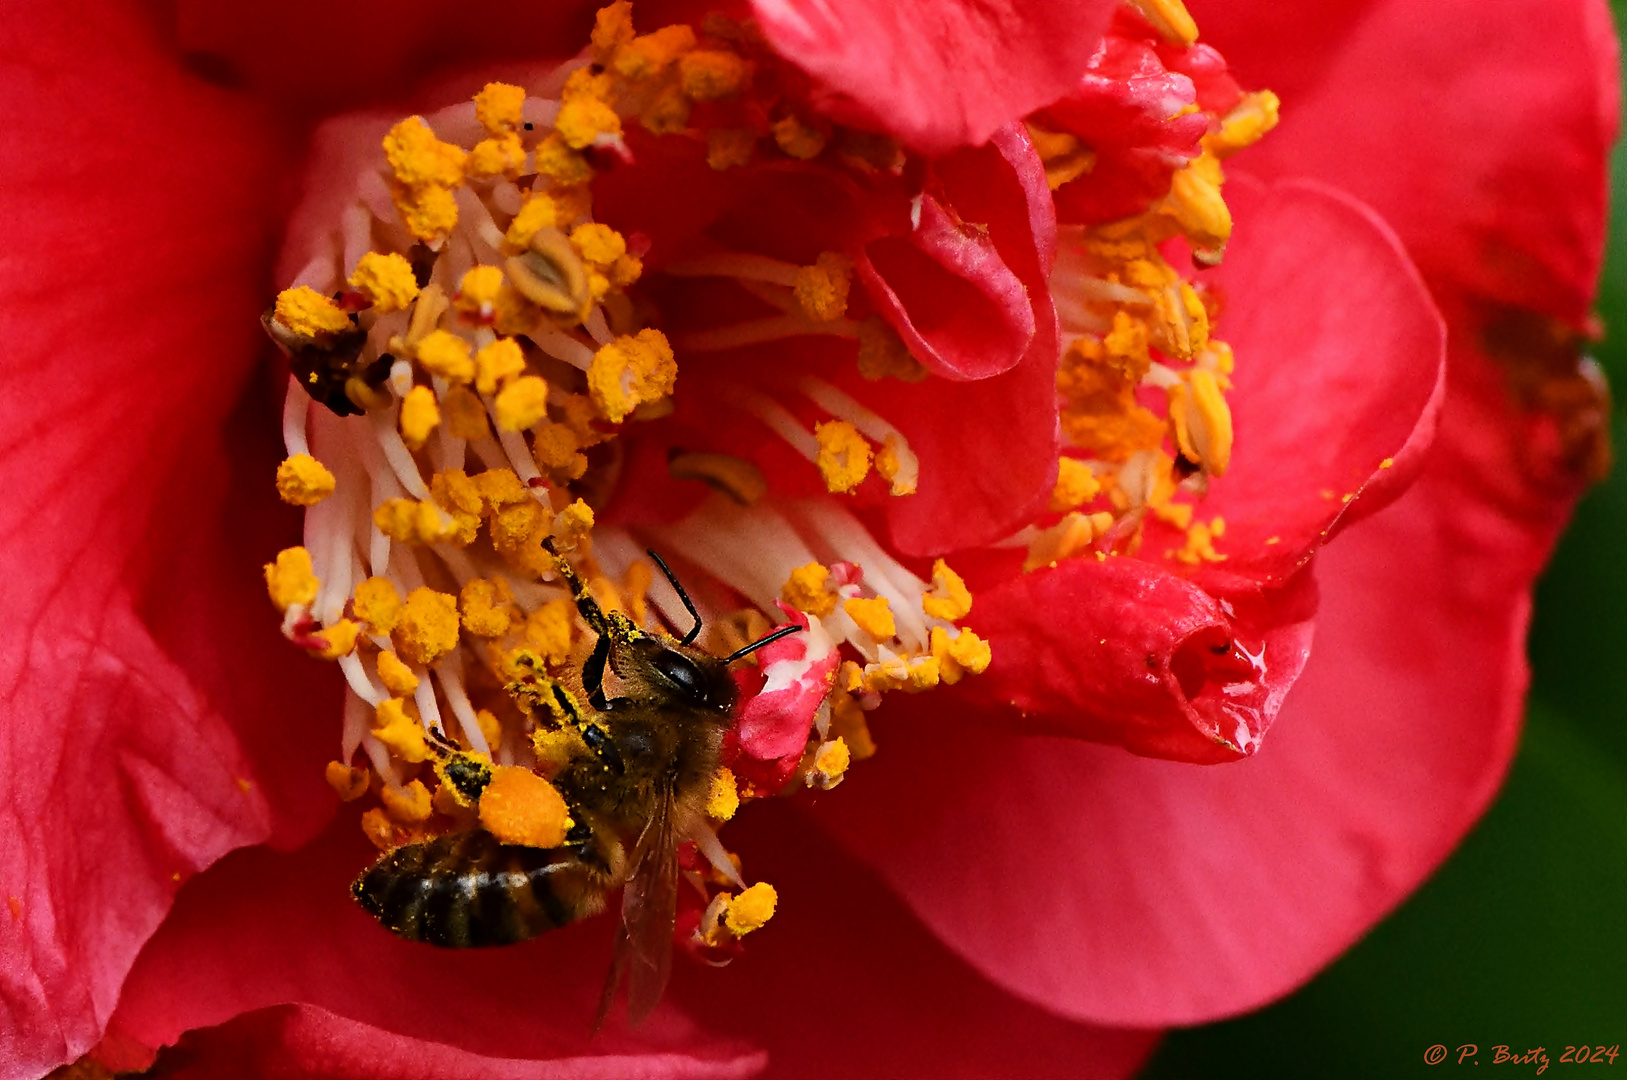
<box><xmin>1139</xmin><ymin>7</ymin><xmax>1627</xmax><ymax>1077</ymax></box>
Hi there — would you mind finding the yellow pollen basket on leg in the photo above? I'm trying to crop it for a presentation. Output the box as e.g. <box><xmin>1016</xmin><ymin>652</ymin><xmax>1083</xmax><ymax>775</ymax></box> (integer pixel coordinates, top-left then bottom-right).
<box><xmin>478</xmin><ymin>765</ymin><xmax>573</xmax><ymax>847</ymax></box>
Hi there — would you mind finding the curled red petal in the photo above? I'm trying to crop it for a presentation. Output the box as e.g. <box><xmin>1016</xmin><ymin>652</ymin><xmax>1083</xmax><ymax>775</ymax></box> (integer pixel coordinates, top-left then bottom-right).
<box><xmin>857</xmin><ymin>193</ymin><xmax>1035</xmax><ymax>382</ymax></box>
<box><xmin>732</xmin><ymin>606</ymin><xmax>839</xmax><ymax>766</ymax></box>
<box><xmin>1179</xmin><ymin>177</ymin><xmax>1446</xmax><ymax>592</ymax></box>
<box><xmin>749</xmin><ymin>0</ymin><xmax>1118</xmax><ymax>154</ymax></box>
<box><xmin>958</xmin><ymin>556</ymin><xmax>1316</xmax><ymax>762</ymax></box>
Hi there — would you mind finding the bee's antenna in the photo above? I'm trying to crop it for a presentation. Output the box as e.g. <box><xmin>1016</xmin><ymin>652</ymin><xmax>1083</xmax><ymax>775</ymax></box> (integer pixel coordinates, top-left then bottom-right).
<box><xmin>721</xmin><ymin>624</ymin><xmax>803</xmax><ymax>664</ymax></box>
<box><xmin>645</xmin><ymin>548</ymin><xmax>702</xmax><ymax>646</ymax></box>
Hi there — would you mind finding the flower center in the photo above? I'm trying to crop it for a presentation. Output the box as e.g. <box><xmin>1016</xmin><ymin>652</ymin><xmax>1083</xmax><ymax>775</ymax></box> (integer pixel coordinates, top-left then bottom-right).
<box><xmin>260</xmin><ymin>1</ymin><xmax>991</xmax><ymax>970</ymax></box>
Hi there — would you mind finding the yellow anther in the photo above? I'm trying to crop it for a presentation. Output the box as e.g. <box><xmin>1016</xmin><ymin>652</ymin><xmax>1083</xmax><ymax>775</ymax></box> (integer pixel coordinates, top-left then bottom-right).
<box><xmin>1163</xmin><ymin>152</ymin><xmax>1231</xmax><ymax>256</ymax></box>
<box><xmin>352</xmin><ymin>577</ymin><xmax>402</xmax><ymax>636</ymax></box>
<box><xmin>468</xmin><ymin>132</ymin><xmax>523</xmax><ymax>178</ymax></box>
<box><xmin>556</xmin><ymin>96</ymin><xmax>621</xmax><ymax>150</ymax></box>
<box><xmin>274</xmin><ymin>286</ymin><xmax>350</xmax><ymax>338</ymax></box>
<box><xmin>265</xmin><ymin>547</ymin><xmax>319</xmax><ymax>612</ymax></box>
<box><xmin>413</xmin><ymin>329</ymin><xmax>475</xmax><ymax>385</ymax></box>
<box><xmin>399</xmin><ymin>385</ymin><xmax>441</xmax><ymax>450</ymax></box>
<box><xmin>1380</xmin><ymin>457</ymin><xmax>1395</xmax><ymax>469</ymax></box>
<box><xmin>455</xmin><ymin>266</ymin><xmax>505</xmax><ymax>317</ymax></box>
<box><xmin>474</xmin><ymin>81</ymin><xmax>526</xmax><ymax>135</ymax></box>
<box><xmin>615</xmin><ymin>24</ymin><xmax>697</xmax><ymax>80</ymax></box>
<box><xmin>856</xmin><ymin>317</ymin><xmax>927</xmax><ymax>381</ymax></box>
<box><xmin>376</xmin><ymin>650</ymin><xmax>420</xmax><ymax>697</ymax></box>
<box><xmin>862</xmin><ymin>654</ymin><xmax>938</xmax><ymax>693</ymax></box>
<box><xmin>590</xmin><ymin>0</ymin><xmax>635</xmax><ymax>63</ymax></box>
<box><xmin>359</xmin><ymin>808</ymin><xmax>404</xmax><ymax>851</ymax></box>
<box><xmin>722</xmin><ymin>882</ymin><xmax>777</xmax><ymax>935</ymax></box>
<box><xmin>383</xmin><ymin>116</ymin><xmax>467</xmax><ymax>189</ymax></box>
<box><xmin>1103</xmin><ymin>309</ymin><xmax>1152</xmax><ymax>382</ymax></box>
<box><xmin>707</xmin><ymin>767</ymin><xmax>740</xmax><ymax>821</ymax></box>
<box><xmin>534</xmin><ymin>134</ymin><xmax>595</xmax><ymax>187</ymax></box>
<box><xmin>489</xmin><ymin>500</ymin><xmax>548</xmax><ymax>567</ymax></box>
<box><xmin>679</xmin><ymin>49</ymin><xmax>748</xmax><ymax>100</ymax></box>
<box><xmin>772</xmin><ymin>115</ymin><xmax>828</xmax><ymax>159</ymax></box>
<box><xmin>472</xmin><ymin>467</ymin><xmax>528</xmax><ymax>512</ymax></box>
<box><xmin>310</xmin><ymin>619</ymin><xmax>361</xmax><ymax>660</ymax></box>
<box><xmin>667</xmin><ymin>451</ymin><xmax>767</xmax><ymax>506</ymax></box>
<box><xmin>477</xmin><ymin>709</ymin><xmax>503</xmax><ymax>752</ymax></box>
<box><xmin>1057</xmin><ymin>338</ymin><xmax>1166</xmax><ymax>461</ymax></box>
<box><xmin>639</xmin><ymin>84</ymin><xmax>692</xmax><ymax>135</ymax></box>
<box><xmin>470</xmin><ymin>337</ymin><xmax>525</xmax><ymax>397</ymax></box>
<box><xmin>814</xmin><ymin>420</ymin><xmax>872</xmax><ymax>493</ymax></box>
<box><xmin>1171</xmin><ymin>517</ymin><xmax>1227</xmax><ymax>565</ymax></box>
<box><xmin>524</xmin><ymin>598</ymin><xmax>576</xmax><ymax>665</ymax></box>
<box><xmin>533</xmin><ymin>421</ymin><xmax>587</xmax><ymax>477</ymax></box>
<box><xmin>781</xmin><ymin>562</ymin><xmax>837</xmax><ymax>618</ymax></box>
<box><xmin>325</xmin><ymin>760</ymin><xmax>369</xmax><ymax>801</ymax></box>
<box><xmin>922</xmin><ymin>560</ymin><xmax>973</xmax><ymax>622</ymax></box>
<box><xmin>843</xmin><ymin>596</ymin><xmax>896</xmax><ymax>640</ymax></box>
<box><xmin>442</xmin><ymin>385</ymin><xmax>492</xmax><ymax>440</ymax></box>
<box><xmin>381</xmin><ymin>779</ymin><xmax>434</xmax><ymax>824</ymax></box>
<box><xmin>1023</xmin><ymin>511</ymin><xmax>1114</xmax><ymax>572</ymax></box>
<box><xmin>872</xmin><ymin>433</ymin><xmax>918</xmax><ymax>496</ymax></box>
<box><xmin>1026</xmin><ymin>122</ymin><xmax>1097</xmax><ymax>190</ymax></box>
<box><xmin>830</xmin><ymin>688</ymin><xmax>877</xmax><ymax>758</ymax></box>
<box><xmin>392</xmin><ymin>183</ymin><xmax>460</xmax><ymax>242</ymax></box>
<box><xmin>569</xmin><ymin>223</ymin><xmax>626</xmax><ymax>266</ymax></box>
<box><xmin>552</xmin><ymin>499</ymin><xmax>596</xmax><ymax>549</ymax></box>
<box><xmin>372</xmin><ymin>498</ymin><xmax>419</xmax><ymax>543</ymax></box>
<box><xmin>394</xmin><ymin>587</ymin><xmax>461</xmax><ymax>666</ymax></box>
<box><xmin>503</xmin><ymin>195</ymin><xmax>559</xmax><ymax>253</ymax></box>
<box><xmin>479</xmin><ymin>765</ymin><xmax>572</xmax><ymax>847</ymax></box>
<box><xmin>372</xmin><ymin>697</ymin><xmax>431</xmax><ymax>764</ymax></box>
<box><xmin>1126</xmin><ymin>0</ymin><xmax>1200</xmax><ymax>45</ymax></box>
<box><xmin>930</xmin><ymin>625</ymin><xmax>992</xmax><ymax>683</ymax></box>
<box><xmin>706</xmin><ymin>128</ymin><xmax>757</xmax><ymax>170</ymax></box>
<box><xmin>839</xmin><ymin>659</ymin><xmax>865</xmax><ymax>693</ymax></box>
<box><xmin>1049</xmin><ymin>458</ymin><xmax>1102</xmax><ymax>512</ymax></box>
<box><xmin>1168</xmin><ymin>367</ymin><xmax>1233</xmax><ymax>476</ymax></box>
<box><xmin>494</xmin><ymin>375</ymin><xmax>550</xmax><ymax>432</ymax></box>
<box><xmin>793</xmin><ymin>252</ymin><xmax>854</xmax><ymax>322</ymax></box>
<box><xmin>348</xmin><ymin>251</ymin><xmax>420</xmax><ymax>313</ymax></box>
<box><xmin>460</xmin><ymin>577</ymin><xmax>520</xmax><ymax>637</ymax></box>
<box><xmin>807</xmin><ymin>737</ymin><xmax>850</xmax><ymax>790</ymax></box>
<box><xmin>609</xmin><ymin>253</ymin><xmax>643</xmax><ymax>288</ymax></box>
<box><xmin>587</xmin><ymin>329</ymin><xmax>677</xmax><ymax>423</ymax></box>
<box><xmin>275</xmin><ymin>454</ymin><xmax>337</xmax><ymax>507</ymax></box>
<box><xmin>1209</xmin><ymin>90</ymin><xmax>1281</xmax><ymax>158</ymax></box>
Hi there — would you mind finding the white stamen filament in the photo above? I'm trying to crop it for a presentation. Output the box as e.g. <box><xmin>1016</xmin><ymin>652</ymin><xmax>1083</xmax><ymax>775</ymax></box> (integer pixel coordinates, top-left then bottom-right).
<box><xmin>282</xmin><ymin>376</ymin><xmax>311</xmax><ymax>458</ymax></box>
<box><xmin>677</xmin><ymin>314</ymin><xmax>858</xmax><ymax>353</ymax></box>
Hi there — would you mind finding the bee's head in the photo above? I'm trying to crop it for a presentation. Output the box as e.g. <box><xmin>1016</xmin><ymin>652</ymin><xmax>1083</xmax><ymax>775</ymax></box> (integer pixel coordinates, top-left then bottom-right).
<box><xmin>634</xmin><ymin>637</ymin><xmax>737</xmax><ymax>715</ymax></box>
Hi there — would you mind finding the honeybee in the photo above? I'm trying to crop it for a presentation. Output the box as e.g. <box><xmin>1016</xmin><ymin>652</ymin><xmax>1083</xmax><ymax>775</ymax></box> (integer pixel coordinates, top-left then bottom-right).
<box><xmin>351</xmin><ymin>541</ymin><xmax>799</xmax><ymax>1026</ymax></box>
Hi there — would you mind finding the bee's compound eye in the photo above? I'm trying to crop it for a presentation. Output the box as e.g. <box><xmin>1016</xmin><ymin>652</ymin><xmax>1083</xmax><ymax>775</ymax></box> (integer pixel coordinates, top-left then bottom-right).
<box><xmin>654</xmin><ymin>650</ymin><xmax>701</xmax><ymax>697</ymax></box>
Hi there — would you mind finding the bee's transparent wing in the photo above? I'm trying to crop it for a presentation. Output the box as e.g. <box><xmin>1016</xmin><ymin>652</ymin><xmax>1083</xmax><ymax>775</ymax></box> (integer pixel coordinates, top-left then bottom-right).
<box><xmin>594</xmin><ymin>784</ymin><xmax>678</xmax><ymax>1031</ymax></box>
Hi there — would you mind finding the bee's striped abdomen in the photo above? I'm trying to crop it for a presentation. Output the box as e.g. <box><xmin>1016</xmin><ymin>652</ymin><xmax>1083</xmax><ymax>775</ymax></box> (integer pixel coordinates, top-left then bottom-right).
<box><xmin>352</xmin><ymin>831</ymin><xmax>609</xmax><ymax>948</ymax></box>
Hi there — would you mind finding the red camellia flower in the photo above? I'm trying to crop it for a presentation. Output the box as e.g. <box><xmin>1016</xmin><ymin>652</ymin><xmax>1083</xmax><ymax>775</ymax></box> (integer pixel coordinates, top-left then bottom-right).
<box><xmin>0</xmin><ymin>1</ymin><xmax>1615</xmax><ymax>1079</ymax></box>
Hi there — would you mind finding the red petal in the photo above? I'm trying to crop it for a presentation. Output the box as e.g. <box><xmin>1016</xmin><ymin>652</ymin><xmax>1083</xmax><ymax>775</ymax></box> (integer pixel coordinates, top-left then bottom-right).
<box><xmin>813</xmin><ymin>313</ymin><xmax>1588</xmax><ymax>1031</ymax></box>
<box><xmin>1195</xmin><ymin>0</ymin><xmax>1619</xmax><ymax>324</ymax></box>
<box><xmin>128</xmin><ymin>1004</ymin><xmax>765</xmax><ymax>1080</ymax></box>
<box><xmin>171</xmin><ymin>0</ymin><xmax>600</xmax><ymax>117</ymax></box>
<box><xmin>958</xmin><ymin>557</ymin><xmax>1317</xmax><ymax>762</ymax></box>
<box><xmin>119</xmin><ymin>804</ymin><xmax>1157</xmax><ymax>1078</ymax></box>
<box><xmin>107</xmin><ymin>818</ymin><xmax>764</xmax><ymax>1067</ymax></box>
<box><xmin>749</xmin><ymin>0</ymin><xmax>1117</xmax><ymax>154</ymax></box>
<box><xmin>1180</xmin><ymin>177</ymin><xmax>1446</xmax><ymax>592</ymax></box>
<box><xmin>0</xmin><ymin>2</ymin><xmax>304</xmax><ymax>1074</ymax></box>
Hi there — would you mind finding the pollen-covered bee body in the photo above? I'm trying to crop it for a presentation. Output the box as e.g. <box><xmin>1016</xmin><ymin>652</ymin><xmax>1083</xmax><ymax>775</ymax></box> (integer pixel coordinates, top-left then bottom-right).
<box><xmin>351</xmin><ymin>826</ymin><xmax>622</xmax><ymax>948</ymax></box>
<box><xmin>350</xmin><ymin>544</ymin><xmax>794</xmax><ymax>1024</ymax></box>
